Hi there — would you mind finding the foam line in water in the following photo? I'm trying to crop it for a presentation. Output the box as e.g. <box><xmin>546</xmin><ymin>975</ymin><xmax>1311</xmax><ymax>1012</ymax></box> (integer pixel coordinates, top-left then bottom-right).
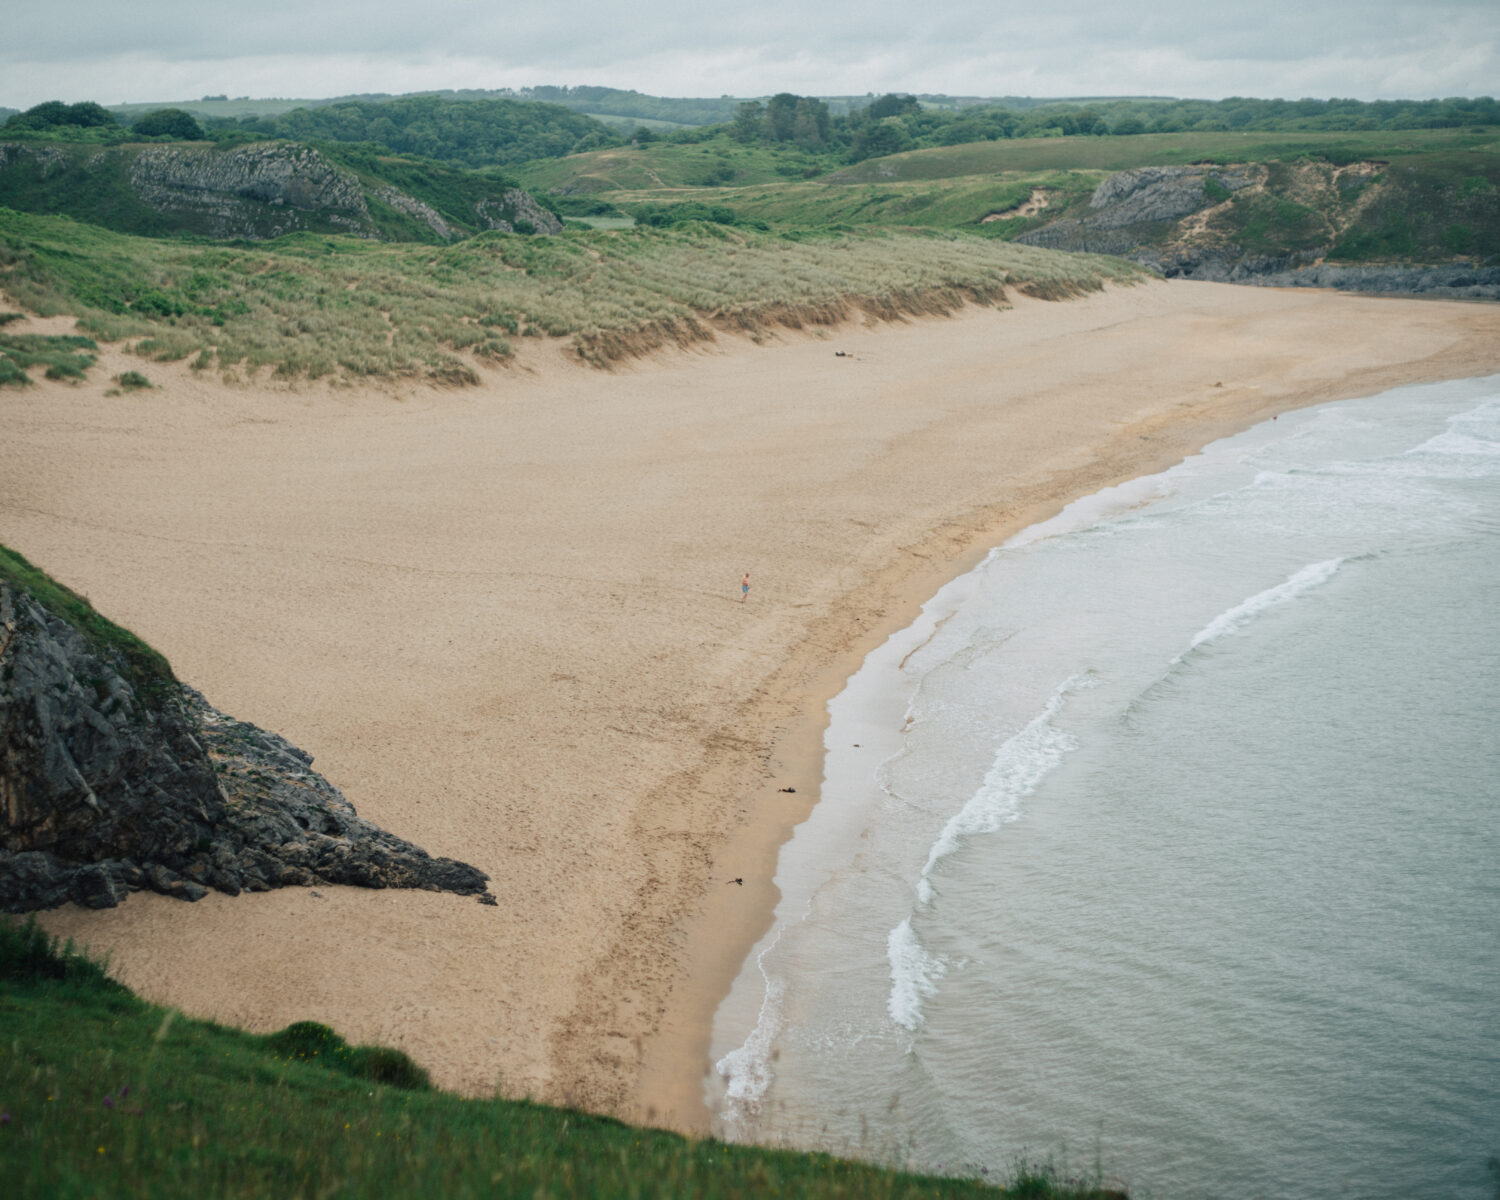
<box><xmin>715</xmin><ymin>926</ymin><xmax>789</xmax><ymax>1131</ymax></box>
<box><xmin>1176</xmin><ymin>559</ymin><xmax>1343</xmax><ymax>662</ymax></box>
<box><xmin>886</xmin><ymin>917</ymin><xmax>947</xmax><ymax>1031</ymax></box>
<box><xmin>914</xmin><ymin>676</ymin><xmax>1086</xmax><ymax>905</ymax></box>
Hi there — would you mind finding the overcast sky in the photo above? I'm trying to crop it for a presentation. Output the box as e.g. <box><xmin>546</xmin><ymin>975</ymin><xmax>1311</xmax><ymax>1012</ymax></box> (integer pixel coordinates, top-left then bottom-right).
<box><xmin>5</xmin><ymin>1</ymin><xmax>1497</xmax><ymax>109</ymax></box>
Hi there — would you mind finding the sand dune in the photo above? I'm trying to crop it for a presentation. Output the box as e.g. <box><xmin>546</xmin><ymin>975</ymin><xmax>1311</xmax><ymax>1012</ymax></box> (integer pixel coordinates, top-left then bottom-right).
<box><xmin>6</xmin><ymin>281</ymin><xmax>1498</xmax><ymax>1130</ymax></box>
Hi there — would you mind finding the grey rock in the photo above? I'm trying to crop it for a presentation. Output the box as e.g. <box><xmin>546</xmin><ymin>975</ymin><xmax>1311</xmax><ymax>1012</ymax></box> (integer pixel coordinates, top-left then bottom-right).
<box><xmin>375</xmin><ymin>186</ymin><xmax>459</xmax><ymax>241</ymax></box>
<box><xmin>1</xmin><ymin>140</ymin><xmax>562</xmax><ymax>243</ymax></box>
<box><xmin>1021</xmin><ymin>164</ymin><xmax>1261</xmax><ymax>251</ymax></box>
<box><xmin>1085</xmin><ymin>165</ymin><xmax>1260</xmax><ymax>227</ymax></box>
<box><xmin>0</xmin><ymin>580</ymin><xmax>491</xmax><ymax>912</ymax></box>
<box><xmin>475</xmin><ymin>189</ymin><xmax>564</xmax><ymax>235</ymax></box>
<box><xmin>128</xmin><ymin>143</ymin><xmax>379</xmax><ymax>240</ymax></box>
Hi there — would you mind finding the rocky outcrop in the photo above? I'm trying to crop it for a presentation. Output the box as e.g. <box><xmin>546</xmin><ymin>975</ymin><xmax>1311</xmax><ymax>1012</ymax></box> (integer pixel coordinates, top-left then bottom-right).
<box><xmin>1086</xmin><ymin>164</ymin><xmax>1262</xmax><ymax>227</ymax></box>
<box><xmin>129</xmin><ymin>143</ymin><xmax>378</xmax><ymax>239</ymax></box>
<box><xmin>373</xmin><ymin>186</ymin><xmax>459</xmax><ymax>240</ymax></box>
<box><xmin>1152</xmin><ymin>254</ymin><xmax>1500</xmax><ymax>298</ymax></box>
<box><xmin>1018</xmin><ymin>164</ymin><xmax>1262</xmax><ymax>255</ymax></box>
<box><xmin>0</xmin><ymin>580</ymin><xmax>490</xmax><ymax>913</ymax></box>
<box><xmin>1018</xmin><ymin>160</ymin><xmax>1499</xmax><ymax>299</ymax></box>
<box><xmin>476</xmin><ymin>189</ymin><xmax>564</xmax><ymax>235</ymax></box>
<box><xmin>0</xmin><ymin>139</ymin><xmax>562</xmax><ymax>244</ymax></box>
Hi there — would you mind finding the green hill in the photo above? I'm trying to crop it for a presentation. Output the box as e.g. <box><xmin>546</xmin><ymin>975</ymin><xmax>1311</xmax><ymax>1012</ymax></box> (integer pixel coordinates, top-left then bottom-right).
<box><xmin>223</xmin><ymin>96</ymin><xmax>623</xmax><ymax>169</ymax></box>
<box><xmin>0</xmin><ymin>138</ymin><xmax>559</xmax><ymax>244</ymax></box>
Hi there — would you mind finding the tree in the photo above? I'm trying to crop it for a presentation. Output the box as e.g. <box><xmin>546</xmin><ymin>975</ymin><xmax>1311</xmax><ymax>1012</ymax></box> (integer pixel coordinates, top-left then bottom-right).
<box><xmin>765</xmin><ymin>93</ymin><xmax>800</xmax><ymax>142</ymax></box>
<box><xmin>850</xmin><ymin>117</ymin><xmax>912</xmax><ymax>162</ymax></box>
<box><xmin>868</xmin><ymin>93</ymin><xmax>921</xmax><ymax>121</ymax></box>
<box><xmin>6</xmin><ymin>100</ymin><xmax>120</xmax><ymax>130</ymax></box>
<box><xmin>132</xmin><ymin>108</ymin><xmax>205</xmax><ymax>140</ymax></box>
<box><xmin>791</xmin><ymin>97</ymin><xmax>831</xmax><ymax>149</ymax></box>
<box><xmin>731</xmin><ymin>101</ymin><xmax>764</xmax><ymax>143</ymax></box>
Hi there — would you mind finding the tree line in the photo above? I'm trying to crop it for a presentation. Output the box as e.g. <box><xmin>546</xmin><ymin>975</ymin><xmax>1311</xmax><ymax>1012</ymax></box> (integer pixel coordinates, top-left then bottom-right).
<box><xmin>4</xmin><ymin>92</ymin><xmax>1496</xmax><ymax>172</ymax></box>
<box><xmin>718</xmin><ymin>92</ymin><xmax>1500</xmax><ymax>161</ymax></box>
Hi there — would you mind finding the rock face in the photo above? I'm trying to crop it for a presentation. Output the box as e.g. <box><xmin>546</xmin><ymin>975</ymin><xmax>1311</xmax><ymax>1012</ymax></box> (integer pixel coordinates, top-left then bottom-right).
<box><xmin>1155</xmin><ymin>255</ymin><xmax>1500</xmax><ymax>298</ymax></box>
<box><xmin>0</xmin><ymin>580</ymin><xmax>490</xmax><ymax>913</ymax></box>
<box><xmin>475</xmin><ymin>189</ymin><xmax>564</xmax><ymax>235</ymax></box>
<box><xmin>0</xmin><ymin>139</ymin><xmax>562</xmax><ymax>244</ymax></box>
<box><xmin>1018</xmin><ymin>164</ymin><xmax>1262</xmax><ymax>257</ymax></box>
<box><xmin>1019</xmin><ymin>160</ymin><xmax>1500</xmax><ymax>299</ymax></box>
<box><xmin>129</xmin><ymin>143</ymin><xmax>376</xmax><ymax>239</ymax></box>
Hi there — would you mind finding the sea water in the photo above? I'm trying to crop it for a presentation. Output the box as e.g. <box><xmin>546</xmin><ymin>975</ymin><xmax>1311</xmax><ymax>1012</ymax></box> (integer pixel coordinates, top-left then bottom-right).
<box><xmin>710</xmin><ymin>376</ymin><xmax>1500</xmax><ymax>1199</ymax></box>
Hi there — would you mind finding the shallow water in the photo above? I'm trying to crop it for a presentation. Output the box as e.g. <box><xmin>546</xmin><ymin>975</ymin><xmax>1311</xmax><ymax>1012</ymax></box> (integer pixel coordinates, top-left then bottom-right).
<box><xmin>710</xmin><ymin>376</ymin><xmax>1500</xmax><ymax>1199</ymax></box>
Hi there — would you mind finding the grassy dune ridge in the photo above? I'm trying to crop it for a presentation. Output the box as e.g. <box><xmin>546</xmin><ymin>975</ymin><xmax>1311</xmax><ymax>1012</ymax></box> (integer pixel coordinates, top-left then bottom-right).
<box><xmin>0</xmin><ymin>208</ymin><xmax>1143</xmax><ymax>382</ymax></box>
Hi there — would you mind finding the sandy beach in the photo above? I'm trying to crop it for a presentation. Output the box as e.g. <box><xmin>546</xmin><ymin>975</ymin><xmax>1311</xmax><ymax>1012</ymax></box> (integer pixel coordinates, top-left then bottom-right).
<box><xmin>5</xmin><ymin>280</ymin><xmax>1498</xmax><ymax>1132</ymax></box>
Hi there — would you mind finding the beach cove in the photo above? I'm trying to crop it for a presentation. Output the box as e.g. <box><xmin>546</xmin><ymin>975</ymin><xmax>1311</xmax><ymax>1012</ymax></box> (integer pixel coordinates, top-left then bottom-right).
<box><xmin>4</xmin><ymin>280</ymin><xmax>1498</xmax><ymax>1131</ymax></box>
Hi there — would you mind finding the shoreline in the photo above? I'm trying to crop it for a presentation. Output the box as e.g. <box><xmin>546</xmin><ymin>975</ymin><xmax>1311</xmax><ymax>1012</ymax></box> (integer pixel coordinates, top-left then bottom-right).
<box><xmin>7</xmin><ymin>281</ymin><xmax>1500</xmax><ymax>1129</ymax></box>
<box><xmin>626</xmin><ymin>356</ymin><xmax>1500</xmax><ymax>1135</ymax></box>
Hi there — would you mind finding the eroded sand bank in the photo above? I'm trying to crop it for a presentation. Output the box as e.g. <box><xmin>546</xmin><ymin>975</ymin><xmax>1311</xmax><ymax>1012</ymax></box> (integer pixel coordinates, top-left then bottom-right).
<box><xmin>6</xmin><ymin>281</ymin><xmax>1498</xmax><ymax>1131</ymax></box>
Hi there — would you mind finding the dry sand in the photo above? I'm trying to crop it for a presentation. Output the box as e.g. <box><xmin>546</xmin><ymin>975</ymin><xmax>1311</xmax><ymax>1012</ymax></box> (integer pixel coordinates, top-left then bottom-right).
<box><xmin>5</xmin><ymin>281</ymin><xmax>1498</xmax><ymax>1133</ymax></box>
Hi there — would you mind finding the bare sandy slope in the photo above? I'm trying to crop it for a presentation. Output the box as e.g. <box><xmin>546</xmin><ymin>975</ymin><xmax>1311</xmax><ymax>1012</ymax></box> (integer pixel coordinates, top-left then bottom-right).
<box><xmin>6</xmin><ymin>282</ymin><xmax>1498</xmax><ymax>1131</ymax></box>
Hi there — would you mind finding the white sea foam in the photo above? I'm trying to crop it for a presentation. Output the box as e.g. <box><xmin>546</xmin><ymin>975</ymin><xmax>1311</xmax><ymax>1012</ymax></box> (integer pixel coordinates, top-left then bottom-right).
<box><xmin>1177</xmin><ymin>559</ymin><xmax>1343</xmax><ymax>661</ymax></box>
<box><xmin>715</xmin><ymin>929</ymin><xmax>789</xmax><ymax>1130</ymax></box>
<box><xmin>914</xmin><ymin>678</ymin><xmax>1085</xmax><ymax>905</ymax></box>
<box><xmin>886</xmin><ymin>917</ymin><xmax>948</xmax><ymax>1031</ymax></box>
<box><xmin>881</xmin><ymin>680</ymin><xmax>1086</xmax><ymax>1031</ymax></box>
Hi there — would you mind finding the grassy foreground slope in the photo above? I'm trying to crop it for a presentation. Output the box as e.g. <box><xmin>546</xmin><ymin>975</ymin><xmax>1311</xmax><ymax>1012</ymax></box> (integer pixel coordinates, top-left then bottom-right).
<box><xmin>0</xmin><ymin>209</ymin><xmax>1142</xmax><ymax>383</ymax></box>
<box><xmin>0</xmin><ymin>920</ymin><xmax>1116</xmax><ymax>1199</ymax></box>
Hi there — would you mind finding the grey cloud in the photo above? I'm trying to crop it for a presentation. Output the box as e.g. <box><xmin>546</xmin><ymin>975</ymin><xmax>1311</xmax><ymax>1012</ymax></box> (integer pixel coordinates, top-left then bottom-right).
<box><xmin>3</xmin><ymin>0</ymin><xmax>1495</xmax><ymax>103</ymax></box>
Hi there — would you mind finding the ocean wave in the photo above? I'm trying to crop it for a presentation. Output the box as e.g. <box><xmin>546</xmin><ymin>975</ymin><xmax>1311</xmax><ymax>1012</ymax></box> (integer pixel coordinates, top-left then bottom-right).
<box><xmin>1175</xmin><ymin>559</ymin><xmax>1342</xmax><ymax>662</ymax></box>
<box><xmin>715</xmin><ymin>929</ymin><xmax>789</xmax><ymax>1130</ymax></box>
<box><xmin>886</xmin><ymin>917</ymin><xmax>947</xmax><ymax>1031</ymax></box>
<box><xmin>913</xmin><ymin>676</ymin><xmax>1086</xmax><ymax>905</ymax></box>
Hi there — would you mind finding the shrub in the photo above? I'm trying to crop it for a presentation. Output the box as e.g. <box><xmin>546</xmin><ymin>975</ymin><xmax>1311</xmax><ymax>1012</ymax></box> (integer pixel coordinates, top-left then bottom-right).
<box><xmin>115</xmin><ymin>370</ymin><xmax>153</xmax><ymax>390</ymax></box>
<box><xmin>0</xmin><ymin>330</ymin><xmax>98</xmax><ymax>385</ymax></box>
<box><xmin>0</xmin><ymin>915</ymin><xmax>126</xmax><ymax>996</ymax></box>
<box><xmin>264</xmin><ymin>1020</ymin><xmax>431</xmax><ymax>1090</ymax></box>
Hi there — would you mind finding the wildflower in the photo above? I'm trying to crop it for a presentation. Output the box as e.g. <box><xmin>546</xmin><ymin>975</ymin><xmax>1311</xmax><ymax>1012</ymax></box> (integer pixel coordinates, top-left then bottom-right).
<box><xmin>102</xmin><ymin>1096</ymin><xmax>114</xmax><ymax>1109</ymax></box>
<box><xmin>0</xmin><ymin>1111</ymin><xmax>11</xmax><ymax>1125</ymax></box>
<box><xmin>120</xmin><ymin>1085</ymin><xmax>131</xmax><ymax>1098</ymax></box>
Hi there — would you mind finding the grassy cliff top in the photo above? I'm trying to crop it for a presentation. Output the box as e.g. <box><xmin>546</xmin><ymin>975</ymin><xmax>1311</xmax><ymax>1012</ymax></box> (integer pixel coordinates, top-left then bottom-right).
<box><xmin>0</xmin><ymin>543</ymin><xmax>174</xmax><ymax>695</ymax></box>
<box><xmin>0</xmin><ymin>919</ymin><xmax>1117</xmax><ymax>1198</ymax></box>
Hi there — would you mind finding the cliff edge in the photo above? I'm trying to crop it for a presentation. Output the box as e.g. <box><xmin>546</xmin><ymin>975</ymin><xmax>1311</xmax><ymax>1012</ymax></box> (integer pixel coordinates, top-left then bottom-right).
<box><xmin>0</xmin><ymin>560</ymin><xmax>491</xmax><ymax>912</ymax></box>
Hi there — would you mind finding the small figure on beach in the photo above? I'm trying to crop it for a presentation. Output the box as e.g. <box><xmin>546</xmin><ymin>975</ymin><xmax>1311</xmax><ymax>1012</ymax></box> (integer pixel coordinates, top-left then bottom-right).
<box><xmin>728</xmin><ymin>877</ymin><xmax>743</xmax><ymax>886</ymax></box>
<box><xmin>740</xmin><ymin>573</ymin><xmax>750</xmax><ymax>602</ymax></box>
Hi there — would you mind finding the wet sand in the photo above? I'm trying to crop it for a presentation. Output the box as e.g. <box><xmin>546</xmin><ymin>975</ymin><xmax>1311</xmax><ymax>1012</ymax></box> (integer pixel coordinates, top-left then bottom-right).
<box><xmin>5</xmin><ymin>280</ymin><xmax>1498</xmax><ymax>1130</ymax></box>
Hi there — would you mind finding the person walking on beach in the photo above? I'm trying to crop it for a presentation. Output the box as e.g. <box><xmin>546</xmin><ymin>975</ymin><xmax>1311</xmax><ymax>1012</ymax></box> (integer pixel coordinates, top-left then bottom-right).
<box><xmin>740</xmin><ymin>572</ymin><xmax>750</xmax><ymax>602</ymax></box>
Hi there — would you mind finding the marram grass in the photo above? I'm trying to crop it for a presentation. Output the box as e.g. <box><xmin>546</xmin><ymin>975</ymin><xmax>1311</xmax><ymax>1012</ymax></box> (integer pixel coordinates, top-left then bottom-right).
<box><xmin>0</xmin><ymin>208</ymin><xmax>1144</xmax><ymax>385</ymax></box>
<box><xmin>0</xmin><ymin>919</ymin><xmax>1125</xmax><ymax>1199</ymax></box>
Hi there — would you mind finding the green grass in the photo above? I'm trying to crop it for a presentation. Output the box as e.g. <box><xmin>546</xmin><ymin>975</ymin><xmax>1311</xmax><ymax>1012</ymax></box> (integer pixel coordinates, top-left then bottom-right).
<box><xmin>0</xmin><ymin>542</ymin><xmax>175</xmax><ymax>698</ymax></box>
<box><xmin>822</xmin><ymin>127</ymin><xmax>1500</xmax><ymax>183</ymax></box>
<box><xmin>534</xmin><ymin>130</ymin><xmax>1499</xmax><ymax>268</ymax></box>
<box><xmin>513</xmin><ymin>132</ymin><xmax>835</xmax><ymax>193</ymax></box>
<box><xmin>1</xmin><ymin>918</ymin><xmax>1119</xmax><ymax>1199</ymax></box>
<box><xmin>0</xmin><ymin>207</ymin><xmax>1144</xmax><ymax>381</ymax></box>
<box><xmin>0</xmin><ymin>329</ymin><xmax>98</xmax><ymax>385</ymax></box>
<box><xmin>607</xmin><ymin>172</ymin><xmax>1102</xmax><ymax>238</ymax></box>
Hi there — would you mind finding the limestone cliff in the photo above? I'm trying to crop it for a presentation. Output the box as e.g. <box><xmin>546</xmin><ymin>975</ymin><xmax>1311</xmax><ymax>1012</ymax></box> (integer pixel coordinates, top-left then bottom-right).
<box><xmin>0</xmin><ymin>139</ymin><xmax>561</xmax><ymax>243</ymax></box>
<box><xmin>1019</xmin><ymin>161</ymin><xmax>1500</xmax><ymax>299</ymax></box>
<box><xmin>0</xmin><ymin>577</ymin><xmax>491</xmax><ymax>912</ymax></box>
